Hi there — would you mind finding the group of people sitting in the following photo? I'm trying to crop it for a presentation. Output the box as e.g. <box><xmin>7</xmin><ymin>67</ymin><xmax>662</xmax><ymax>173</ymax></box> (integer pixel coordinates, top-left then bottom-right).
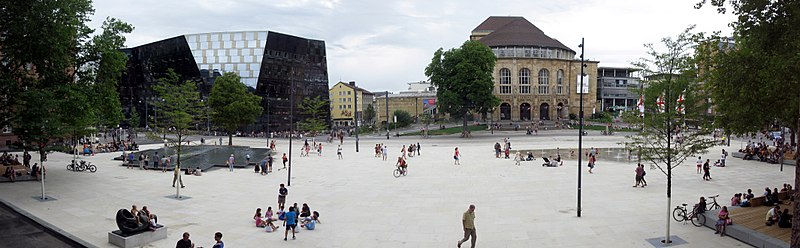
<box><xmin>253</xmin><ymin>203</ymin><xmax>320</xmax><ymax>232</ymax></box>
<box><xmin>766</xmin><ymin>204</ymin><xmax>792</xmax><ymax>228</ymax></box>
<box><xmin>130</xmin><ymin>205</ymin><xmax>159</xmax><ymax>231</ymax></box>
<box><xmin>731</xmin><ymin>184</ymin><xmax>793</xmax><ymax>207</ymax></box>
<box><xmin>0</xmin><ymin>152</ymin><xmax>22</xmax><ymax>166</ymax></box>
<box><xmin>739</xmin><ymin>140</ymin><xmax>795</xmax><ymax>163</ymax></box>
<box><xmin>81</xmin><ymin>141</ymin><xmax>138</xmax><ymax>155</ymax></box>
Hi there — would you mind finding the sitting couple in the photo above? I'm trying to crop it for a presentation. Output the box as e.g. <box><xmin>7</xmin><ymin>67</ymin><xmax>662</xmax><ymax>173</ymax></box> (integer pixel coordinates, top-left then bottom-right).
<box><xmin>254</xmin><ymin>207</ymin><xmax>279</xmax><ymax>232</ymax></box>
<box><xmin>130</xmin><ymin>205</ymin><xmax>159</xmax><ymax>230</ymax></box>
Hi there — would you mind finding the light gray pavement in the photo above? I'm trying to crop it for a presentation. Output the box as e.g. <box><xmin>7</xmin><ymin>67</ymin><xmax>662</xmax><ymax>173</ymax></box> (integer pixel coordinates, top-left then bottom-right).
<box><xmin>0</xmin><ymin>129</ymin><xmax>791</xmax><ymax>247</ymax></box>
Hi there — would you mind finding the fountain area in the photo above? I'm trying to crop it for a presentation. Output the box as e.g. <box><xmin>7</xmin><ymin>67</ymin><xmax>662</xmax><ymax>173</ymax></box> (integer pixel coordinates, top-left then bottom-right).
<box><xmin>115</xmin><ymin>145</ymin><xmax>271</xmax><ymax>172</ymax></box>
<box><xmin>510</xmin><ymin>147</ymin><xmax>641</xmax><ymax>162</ymax></box>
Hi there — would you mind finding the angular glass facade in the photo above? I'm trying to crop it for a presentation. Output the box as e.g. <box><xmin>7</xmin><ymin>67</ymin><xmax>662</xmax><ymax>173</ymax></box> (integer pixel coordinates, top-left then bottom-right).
<box><xmin>119</xmin><ymin>31</ymin><xmax>329</xmax><ymax>132</ymax></box>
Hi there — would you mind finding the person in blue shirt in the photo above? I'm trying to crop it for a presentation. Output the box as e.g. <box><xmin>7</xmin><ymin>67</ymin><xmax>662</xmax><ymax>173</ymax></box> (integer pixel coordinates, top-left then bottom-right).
<box><xmin>283</xmin><ymin>207</ymin><xmax>297</xmax><ymax>241</ymax></box>
<box><xmin>212</xmin><ymin>232</ymin><xmax>223</xmax><ymax>248</ymax></box>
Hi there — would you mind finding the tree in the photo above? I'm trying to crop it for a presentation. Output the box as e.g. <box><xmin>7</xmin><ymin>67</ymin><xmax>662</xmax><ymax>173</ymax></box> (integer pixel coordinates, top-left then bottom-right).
<box><xmin>209</xmin><ymin>72</ymin><xmax>263</xmax><ymax>146</ymax></box>
<box><xmin>129</xmin><ymin>107</ymin><xmax>140</xmax><ymax>131</ymax></box>
<box><xmin>425</xmin><ymin>40</ymin><xmax>499</xmax><ymax>137</ymax></box>
<box><xmin>363</xmin><ymin>104</ymin><xmax>376</xmax><ymax>126</ymax></box>
<box><xmin>298</xmin><ymin>96</ymin><xmax>329</xmax><ymax>132</ymax></box>
<box><xmin>622</xmin><ymin>27</ymin><xmax>717</xmax><ymax>244</ymax></box>
<box><xmin>696</xmin><ymin>1</ymin><xmax>800</xmax><ymax>245</ymax></box>
<box><xmin>153</xmin><ymin>69</ymin><xmax>201</xmax><ymax>198</ymax></box>
<box><xmin>393</xmin><ymin>110</ymin><xmax>412</xmax><ymax>128</ymax></box>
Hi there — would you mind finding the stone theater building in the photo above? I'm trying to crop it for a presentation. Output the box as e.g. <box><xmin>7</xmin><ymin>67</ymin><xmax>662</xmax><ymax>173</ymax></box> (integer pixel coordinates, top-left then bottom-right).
<box><xmin>472</xmin><ymin>16</ymin><xmax>598</xmax><ymax>122</ymax></box>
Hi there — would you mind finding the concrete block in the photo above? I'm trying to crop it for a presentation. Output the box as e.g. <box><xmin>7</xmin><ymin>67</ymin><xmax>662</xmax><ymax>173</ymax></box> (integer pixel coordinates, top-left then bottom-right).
<box><xmin>108</xmin><ymin>226</ymin><xmax>167</xmax><ymax>248</ymax></box>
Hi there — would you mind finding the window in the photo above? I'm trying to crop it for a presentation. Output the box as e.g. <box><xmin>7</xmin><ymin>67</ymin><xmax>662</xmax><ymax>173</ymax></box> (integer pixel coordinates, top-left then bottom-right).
<box><xmin>499</xmin><ymin>68</ymin><xmax>512</xmax><ymax>94</ymax></box>
<box><xmin>348</xmin><ymin>105</ymin><xmax>352</xmax><ymax>109</ymax></box>
<box><xmin>538</xmin><ymin>69</ymin><xmax>550</xmax><ymax>94</ymax></box>
<box><xmin>224</xmin><ymin>41</ymin><xmax>232</xmax><ymax>49</ymax></box>
<box><xmin>246</xmin><ymin>32</ymin><xmax>254</xmax><ymax>40</ymax></box>
<box><xmin>519</xmin><ymin>68</ymin><xmax>530</xmax><ymax>94</ymax></box>
<box><xmin>348</xmin><ymin>91</ymin><xmax>352</xmax><ymax>95</ymax></box>
<box><xmin>211</xmin><ymin>41</ymin><xmax>220</xmax><ymax>49</ymax></box>
<box><xmin>557</xmin><ymin>69</ymin><xmax>564</xmax><ymax>95</ymax></box>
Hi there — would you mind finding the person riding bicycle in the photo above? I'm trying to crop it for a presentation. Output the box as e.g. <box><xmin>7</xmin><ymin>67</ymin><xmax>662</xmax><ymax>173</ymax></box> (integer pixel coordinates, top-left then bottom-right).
<box><xmin>396</xmin><ymin>157</ymin><xmax>407</xmax><ymax>174</ymax></box>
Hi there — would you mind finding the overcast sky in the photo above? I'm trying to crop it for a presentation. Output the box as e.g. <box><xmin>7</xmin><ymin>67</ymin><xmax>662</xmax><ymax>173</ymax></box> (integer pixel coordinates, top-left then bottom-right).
<box><xmin>91</xmin><ymin>0</ymin><xmax>734</xmax><ymax>92</ymax></box>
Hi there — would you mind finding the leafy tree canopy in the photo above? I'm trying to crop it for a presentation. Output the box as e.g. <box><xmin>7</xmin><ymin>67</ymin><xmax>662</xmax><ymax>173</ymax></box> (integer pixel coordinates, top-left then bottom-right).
<box><xmin>209</xmin><ymin>72</ymin><xmax>263</xmax><ymax>145</ymax></box>
<box><xmin>298</xmin><ymin>96</ymin><xmax>329</xmax><ymax>132</ymax></box>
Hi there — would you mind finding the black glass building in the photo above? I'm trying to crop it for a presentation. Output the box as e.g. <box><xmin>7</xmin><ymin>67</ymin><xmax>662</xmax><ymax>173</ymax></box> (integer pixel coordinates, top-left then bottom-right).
<box><xmin>119</xmin><ymin>31</ymin><xmax>330</xmax><ymax>132</ymax></box>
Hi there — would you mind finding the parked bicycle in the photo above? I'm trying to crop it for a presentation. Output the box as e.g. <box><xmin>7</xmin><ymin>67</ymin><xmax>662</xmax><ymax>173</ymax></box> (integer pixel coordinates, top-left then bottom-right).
<box><xmin>705</xmin><ymin>195</ymin><xmax>721</xmax><ymax>211</ymax></box>
<box><xmin>66</xmin><ymin>160</ymin><xmax>96</xmax><ymax>173</ymax></box>
<box><xmin>672</xmin><ymin>203</ymin><xmax>706</xmax><ymax>227</ymax></box>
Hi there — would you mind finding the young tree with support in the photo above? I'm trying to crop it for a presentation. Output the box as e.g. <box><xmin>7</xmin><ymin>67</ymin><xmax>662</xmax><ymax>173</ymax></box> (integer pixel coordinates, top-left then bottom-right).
<box><xmin>297</xmin><ymin>96</ymin><xmax>329</xmax><ymax>133</ymax></box>
<box><xmin>621</xmin><ymin>27</ymin><xmax>717</xmax><ymax>245</ymax></box>
<box><xmin>153</xmin><ymin>69</ymin><xmax>201</xmax><ymax>198</ymax></box>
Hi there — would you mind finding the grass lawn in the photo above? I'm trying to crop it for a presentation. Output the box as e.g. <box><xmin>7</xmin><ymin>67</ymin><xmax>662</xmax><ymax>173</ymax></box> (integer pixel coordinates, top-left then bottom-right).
<box><xmin>405</xmin><ymin>124</ymin><xmax>487</xmax><ymax>136</ymax></box>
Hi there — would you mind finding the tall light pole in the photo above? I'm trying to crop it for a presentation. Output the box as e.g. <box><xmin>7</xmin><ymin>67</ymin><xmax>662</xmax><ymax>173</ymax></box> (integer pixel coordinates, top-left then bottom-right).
<box><xmin>288</xmin><ymin>71</ymin><xmax>295</xmax><ymax>186</ymax></box>
<box><xmin>577</xmin><ymin>38</ymin><xmax>585</xmax><ymax>218</ymax></box>
<box><xmin>353</xmin><ymin>82</ymin><xmax>359</xmax><ymax>152</ymax></box>
<box><xmin>385</xmin><ymin>90</ymin><xmax>389</xmax><ymax>139</ymax></box>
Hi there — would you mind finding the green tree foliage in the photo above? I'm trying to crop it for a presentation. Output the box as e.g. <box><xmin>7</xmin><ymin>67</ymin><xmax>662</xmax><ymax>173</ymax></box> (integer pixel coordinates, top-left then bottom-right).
<box><xmin>153</xmin><ymin>69</ymin><xmax>201</xmax><ymax>198</ymax></box>
<box><xmin>363</xmin><ymin>104</ymin><xmax>376</xmax><ymax>126</ymax></box>
<box><xmin>298</xmin><ymin>96</ymin><xmax>329</xmax><ymax>132</ymax></box>
<box><xmin>425</xmin><ymin>40</ymin><xmax>499</xmax><ymax>137</ymax></box>
<box><xmin>129</xmin><ymin>107</ymin><xmax>140</xmax><ymax>130</ymax></box>
<box><xmin>695</xmin><ymin>0</ymin><xmax>800</xmax><ymax>245</ymax></box>
<box><xmin>209</xmin><ymin>72</ymin><xmax>263</xmax><ymax>145</ymax></box>
<box><xmin>393</xmin><ymin>110</ymin><xmax>412</xmax><ymax>128</ymax></box>
<box><xmin>81</xmin><ymin>18</ymin><xmax>134</xmax><ymax>128</ymax></box>
<box><xmin>622</xmin><ymin>27</ymin><xmax>717</xmax><ymax>244</ymax></box>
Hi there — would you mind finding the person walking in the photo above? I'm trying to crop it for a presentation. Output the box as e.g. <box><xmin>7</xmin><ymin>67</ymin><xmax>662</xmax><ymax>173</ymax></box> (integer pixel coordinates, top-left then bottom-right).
<box><xmin>267</xmin><ymin>154</ymin><xmax>273</xmax><ymax>173</ymax></box>
<box><xmin>278</xmin><ymin>184</ymin><xmax>288</xmax><ymax>209</ymax></box>
<box><xmin>454</xmin><ymin>147</ymin><xmax>461</xmax><ymax>165</ymax></box>
<box><xmin>457</xmin><ymin>204</ymin><xmax>476</xmax><ymax>248</ymax></box>
<box><xmin>703</xmin><ymin>159</ymin><xmax>712</xmax><ymax>180</ymax></box>
<box><xmin>153</xmin><ymin>152</ymin><xmax>160</xmax><ymax>171</ymax></box>
<box><xmin>696</xmin><ymin>156</ymin><xmax>703</xmax><ymax>174</ymax></box>
<box><xmin>633</xmin><ymin>163</ymin><xmax>644</xmax><ymax>187</ymax></box>
<box><xmin>337</xmin><ymin>145</ymin><xmax>343</xmax><ymax>159</ymax></box>
<box><xmin>172</xmin><ymin>166</ymin><xmax>184</xmax><ymax>188</ymax></box>
<box><xmin>246</xmin><ymin>153</ymin><xmax>251</xmax><ymax>166</ymax></box>
<box><xmin>382</xmin><ymin>145</ymin><xmax>388</xmax><ymax>161</ymax></box>
<box><xmin>228</xmin><ymin>153</ymin><xmax>235</xmax><ymax>172</ymax></box>
<box><xmin>281</xmin><ymin>153</ymin><xmax>289</xmax><ymax>169</ymax></box>
<box><xmin>587</xmin><ymin>154</ymin><xmax>596</xmax><ymax>174</ymax></box>
<box><xmin>283</xmin><ymin>206</ymin><xmax>298</xmax><ymax>241</ymax></box>
<box><xmin>163</xmin><ymin>156</ymin><xmax>170</xmax><ymax>173</ymax></box>
<box><xmin>139</xmin><ymin>153</ymin><xmax>145</xmax><ymax>170</ymax></box>
<box><xmin>639</xmin><ymin>164</ymin><xmax>647</xmax><ymax>186</ymax></box>
<box><xmin>416</xmin><ymin>142</ymin><xmax>421</xmax><ymax>156</ymax></box>
<box><xmin>720</xmin><ymin>149</ymin><xmax>727</xmax><ymax>167</ymax></box>
<box><xmin>401</xmin><ymin>145</ymin><xmax>407</xmax><ymax>159</ymax></box>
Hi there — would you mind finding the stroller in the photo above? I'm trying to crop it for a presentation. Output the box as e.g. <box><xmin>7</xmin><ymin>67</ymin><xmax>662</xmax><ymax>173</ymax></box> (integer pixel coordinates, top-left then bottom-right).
<box><xmin>542</xmin><ymin>157</ymin><xmax>559</xmax><ymax>167</ymax></box>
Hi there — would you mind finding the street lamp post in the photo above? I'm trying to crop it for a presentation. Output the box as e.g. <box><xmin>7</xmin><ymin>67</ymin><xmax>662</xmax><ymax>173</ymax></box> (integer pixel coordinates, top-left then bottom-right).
<box><xmin>353</xmin><ymin>82</ymin><xmax>359</xmax><ymax>152</ymax></box>
<box><xmin>288</xmin><ymin>72</ymin><xmax>295</xmax><ymax>186</ymax></box>
<box><xmin>577</xmin><ymin>38</ymin><xmax>585</xmax><ymax>218</ymax></box>
<box><xmin>385</xmin><ymin>90</ymin><xmax>389</xmax><ymax>139</ymax></box>
<box><xmin>266</xmin><ymin>91</ymin><xmax>270</xmax><ymax>147</ymax></box>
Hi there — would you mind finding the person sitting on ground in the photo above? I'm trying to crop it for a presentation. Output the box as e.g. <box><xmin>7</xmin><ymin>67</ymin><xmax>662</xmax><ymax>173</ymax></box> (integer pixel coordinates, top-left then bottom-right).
<box><xmin>715</xmin><ymin>206</ymin><xmax>730</xmax><ymax>236</ymax></box>
<box><xmin>277</xmin><ymin>206</ymin><xmax>286</xmax><ymax>221</ymax></box>
<box><xmin>526</xmin><ymin>152</ymin><xmax>535</xmax><ymax>161</ymax></box>
<box><xmin>764</xmin><ymin>188</ymin><xmax>775</xmax><ymax>205</ymax></box>
<box><xmin>254</xmin><ymin>208</ymin><xmax>265</xmax><ymax>227</ymax></box>
<box><xmin>301</xmin><ymin>216</ymin><xmax>316</xmax><ymax>230</ymax></box>
<box><xmin>779</xmin><ymin>209</ymin><xmax>792</xmax><ymax>228</ymax></box>
<box><xmin>713</xmin><ymin>160</ymin><xmax>721</xmax><ymax>167</ymax></box>
<box><xmin>769</xmin><ymin>188</ymin><xmax>782</xmax><ymax>205</ymax></box>
<box><xmin>265</xmin><ymin>207</ymin><xmax>276</xmax><ymax>221</ymax></box>
<box><xmin>311</xmin><ymin>211</ymin><xmax>321</xmax><ymax>224</ymax></box>
<box><xmin>193</xmin><ymin>167</ymin><xmax>202</xmax><ymax>176</ymax></box>
<box><xmin>300</xmin><ymin>203</ymin><xmax>311</xmax><ymax>218</ymax></box>
<box><xmin>694</xmin><ymin>197</ymin><xmax>707</xmax><ymax>215</ymax></box>
<box><xmin>730</xmin><ymin>193</ymin><xmax>741</xmax><ymax>206</ymax></box>
<box><xmin>30</xmin><ymin>163</ymin><xmax>39</xmax><ymax>180</ymax></box>
<box><xmin>766</xmin><ymin>205</ymin><xmax>781</xmax><ymax>226</ymax></box>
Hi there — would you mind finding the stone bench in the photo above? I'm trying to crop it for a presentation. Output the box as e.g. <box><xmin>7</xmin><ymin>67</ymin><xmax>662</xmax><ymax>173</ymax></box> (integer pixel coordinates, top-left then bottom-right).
<box><xmin>108</xmin><ymin>225</ymin><xmax>167</xmax><ymax>248</ymax></box>
<box><xmin>701</xmin><ymin>207</ymin><xmax>789</xmax><ymax>248</ymax></box>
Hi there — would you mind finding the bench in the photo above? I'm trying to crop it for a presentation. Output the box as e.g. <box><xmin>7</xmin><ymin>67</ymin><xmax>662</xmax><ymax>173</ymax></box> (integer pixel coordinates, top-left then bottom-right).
<box><xmin>701</xmin><ymin>206</ymin><xmax>790</xmax><ymax>248</ymax></box>
<box><xmin>749</xmin><ymin>196</ymin><xmax>766</xmax><ymax>207</ymax></box>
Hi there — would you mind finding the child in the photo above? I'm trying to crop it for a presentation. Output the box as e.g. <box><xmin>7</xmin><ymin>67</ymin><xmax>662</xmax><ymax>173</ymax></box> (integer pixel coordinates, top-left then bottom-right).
<box><xmin>514</xmin><ymin>152</ymin><xmax>522</xmax><ymax>166</ymax></box>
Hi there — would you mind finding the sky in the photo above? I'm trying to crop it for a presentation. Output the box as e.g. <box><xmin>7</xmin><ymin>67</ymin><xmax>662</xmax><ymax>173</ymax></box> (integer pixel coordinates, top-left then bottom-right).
<box><xmin>90</xmin><ymin>0</ymin><xmax>735</xmax><ymax>93</ymax></box>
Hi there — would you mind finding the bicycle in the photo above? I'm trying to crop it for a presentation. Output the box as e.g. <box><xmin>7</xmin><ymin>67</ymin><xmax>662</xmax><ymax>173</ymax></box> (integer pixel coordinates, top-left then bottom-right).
<box><xmin>66</xmin><ymin>160</ymin><xmax>96</xmax><ymax>173</ymax></box>
<box><xmin>393</xmin><ymin>166</ymin><xmax>408</xmax><ymax>178</ymax></box>
<box><xmin>705</xmin><ymin>195</ymin><xmax>721</xmax><ymax>211</ymax></box>
<box><xmin>672</xmin><ymin>203</ymin><xmax>706</xmax><ymax>227</ymax></box>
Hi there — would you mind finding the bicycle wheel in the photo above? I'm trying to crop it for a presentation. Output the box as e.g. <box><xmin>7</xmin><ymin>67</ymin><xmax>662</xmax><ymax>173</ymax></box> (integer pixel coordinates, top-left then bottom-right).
<box><xmin>672</xmin><ymin>208</ymin><xmax>685</xmax><ymax>222</ymax></box>
<box><xmin>66</xmin><ymin>164</ymin><xmax>72</xmax><ymax>171</ymax></box>
<box><xmin>77</xmin><ymin>164</ymin><xmax>86</xmax><ymax>172</ymax></box>
<box><xmin>393</xmin><ymin>169</ymin><xmax>401</xmax><ymax>178</ymax></box>
<box><xmin>691</xmin><ymin>212</ymin><xmax>706</xmax><ymax>227</ymax></box>
<box><xmin>403</xmin><ymin>169</ymin><xmax>408</xmax><ymax>176</ymax></box>
<box><xmin>88</xmin><ymin>165</ymin><xmax>97</xmax><ymax>173</ymax></box>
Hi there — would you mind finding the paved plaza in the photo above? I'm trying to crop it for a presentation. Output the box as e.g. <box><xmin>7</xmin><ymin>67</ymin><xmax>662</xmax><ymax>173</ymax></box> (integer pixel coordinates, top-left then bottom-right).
<box><xmin>0</xmin><ymin>130</ymin><xmax>792</xmax><ymax>247</ymax></box>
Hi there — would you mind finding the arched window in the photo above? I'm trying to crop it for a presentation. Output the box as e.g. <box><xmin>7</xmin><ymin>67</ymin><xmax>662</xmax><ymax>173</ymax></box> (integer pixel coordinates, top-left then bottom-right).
<box><xmin>538</xmin><ymin>69</ymin><xmax>549</xmax><ymax>94</ymax></box>
<box><xmin>518</xmin><ymin>68</ymin><xmax>530</xmax><ymax>94</ymax></box>
<box><xmin>556</xmin><ymin>69</ymin><xmax>564</xmax><ymax>95</ymax></box>
<box><xmin>499</xmin><ymin>68</ymin><xmax>511</xmax><ymax>94</ymax></box>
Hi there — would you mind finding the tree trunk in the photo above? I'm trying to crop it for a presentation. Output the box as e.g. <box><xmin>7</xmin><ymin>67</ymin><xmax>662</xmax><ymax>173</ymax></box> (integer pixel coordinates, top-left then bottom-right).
<box><xmin>38</xmin><ymin>145</ymin><xmax>46</xmax><ymax>200</ymax></box>
<box><xmin>792</xmin><ymin>115</ymin><xmax>799</xmax><ymax>248</ymax></box>
<box><xmin>228</xmin><ymin>134</ymin><xmax>233</xmax><ymax>146</ymax></box>
<box><xmin>176</xmin><ymin>130</ymin><xmax>182</xmax><ymax>198</ymax></box>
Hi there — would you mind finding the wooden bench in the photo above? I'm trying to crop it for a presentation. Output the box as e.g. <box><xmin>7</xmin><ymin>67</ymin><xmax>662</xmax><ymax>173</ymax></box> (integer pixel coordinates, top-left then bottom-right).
<box><xmin>728</xmin><ymin>204</ymin><xmax>793</xmax><ymax>245</ymax></box>
<box><xmin>749</xmin><ymin>196</ymin><xmax>766</xmax><ymax>207</ymax></box>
